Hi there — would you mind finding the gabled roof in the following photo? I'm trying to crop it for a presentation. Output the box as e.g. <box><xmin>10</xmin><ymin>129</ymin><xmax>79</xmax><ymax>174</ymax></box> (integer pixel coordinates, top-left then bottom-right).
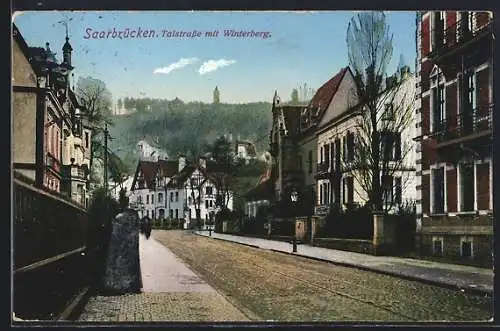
<box><xmin>131</xmin><ymin>160</ymin><xmax>158</xmax><ymax>190</ymax></box>
<box><xmin>308</xmin><ymin>67</ymin><xmax>349</xmax><ymax>110</ymax></box>
<box><xmin>281</xmin><ymin>106</ymin><xmax>302</xmax><ymax>136</ymax></box>
<box><xmin>166</xmin><ymin>165</ymin><xmax>196</xmax><ymax>188</ymax></box>
<box><xmin>157</xmin><ymin>160</ymin><xmax>179</xmax><ymax>177</ymax></box>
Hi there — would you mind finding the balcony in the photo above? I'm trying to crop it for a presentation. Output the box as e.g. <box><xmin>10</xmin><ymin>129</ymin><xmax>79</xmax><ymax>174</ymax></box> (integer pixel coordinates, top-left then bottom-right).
<box><xmin>316</xmin><ymin>162</ymin><xmax>330</xmax><ymax>179</ymax></box>
<box><xmin>429</xmin><ymin>16</ymin><xmax>493</xmax><ymax>62</ymax></box>
<box><xmin>45</xmin><ymin>153</ymin><xmax>61</xmax><ymax>173</ymax></box>
<box><xmin>435</xmin><ymin>105</ymin><xmax>493</xmax><ymax>147</ymax></box>
<box><xmin>61</xmin><ymin>164</ymin><xmax>88</xmax><ymax>180</ymax></box>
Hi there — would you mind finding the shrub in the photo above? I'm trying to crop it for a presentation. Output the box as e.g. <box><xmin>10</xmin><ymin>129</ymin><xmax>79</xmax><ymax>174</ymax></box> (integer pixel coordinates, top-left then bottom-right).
<box><xmin>86</xmin><ymin>188</ymin><xmax>120</xmax><ymax>290</ymax></box>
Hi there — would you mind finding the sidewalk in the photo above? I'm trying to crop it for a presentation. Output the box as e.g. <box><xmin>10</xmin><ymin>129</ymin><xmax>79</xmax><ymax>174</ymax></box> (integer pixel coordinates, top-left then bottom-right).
<box><xmin>78</xmin><ymin>234</ymin><xmax>249</xmax><ymax>322</ymax></box>
<box><xmin>195</xmin><ymin>231</ymin><xmax>493</xmax><ymax>296</ymax></box>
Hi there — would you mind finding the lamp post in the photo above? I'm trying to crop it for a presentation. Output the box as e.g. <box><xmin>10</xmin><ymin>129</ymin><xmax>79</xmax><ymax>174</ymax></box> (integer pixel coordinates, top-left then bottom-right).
<box><xmin>290</xmin><ymin>188</ymin><xmax>298</xmax><ymax>253</ymax></box>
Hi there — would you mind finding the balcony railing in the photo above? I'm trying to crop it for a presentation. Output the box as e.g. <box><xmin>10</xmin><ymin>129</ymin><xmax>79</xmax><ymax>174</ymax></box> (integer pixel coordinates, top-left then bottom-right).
<box><xmin>434</xmin><ymin>105</ymin><xmax>493</xmax><ymax>144</ymax></box>
<box><xmin>429</xmin><ymin>16</ymin><xmax>493</xmax><ymax>59</ymax></box>
<box><xmin>317</xmin><ymin>162</ymin><xmax>329</xmax><ymax>175</ymax></box>
<box><xmin>61</xmin><ymin>164</ymin><xmax>88</xmax><ymax>180</ymax></box>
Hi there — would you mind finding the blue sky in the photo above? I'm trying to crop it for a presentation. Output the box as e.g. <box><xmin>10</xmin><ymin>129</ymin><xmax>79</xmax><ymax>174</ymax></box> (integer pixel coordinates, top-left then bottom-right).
<box><xmin>13</xmin><ymin>11</ymin><xmax>417</xmax><ymax>104</ymax></box>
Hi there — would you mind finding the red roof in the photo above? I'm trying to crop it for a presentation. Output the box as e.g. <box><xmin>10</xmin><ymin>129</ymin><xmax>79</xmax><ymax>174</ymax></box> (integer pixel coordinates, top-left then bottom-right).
<box><xmin>158</xmin><ymin>160</ymin><xmax>179</xmax><ymax>177</ymax></box>
<box><xmin>309</xmin><ymin>67</ymin><xmax>349</xmax><ymax>109</ymax></box>
<box><xmin>133</xmin><ymin>160</ymin><xmax>158</xmax><ymax>189</ymax></box>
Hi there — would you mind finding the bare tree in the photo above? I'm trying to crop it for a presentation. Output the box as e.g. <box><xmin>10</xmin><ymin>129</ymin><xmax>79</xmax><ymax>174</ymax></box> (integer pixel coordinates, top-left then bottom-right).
<box><xmin>188</xmin><ymin>169</ymin><xmax>204</xmax><ymax>229</ymax></box>
<box><xmin>76</xmin><ymin>76</ymin><xmax>115</xmax><ymax>186</ymax></box>
<box><xmin>345</xmin><ymin>11</ymin><xmax>415</xmax><ymax>213</ymax></box>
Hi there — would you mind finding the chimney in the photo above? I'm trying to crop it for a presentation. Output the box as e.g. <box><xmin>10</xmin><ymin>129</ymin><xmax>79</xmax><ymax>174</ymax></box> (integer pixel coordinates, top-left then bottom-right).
<box><xmin>178</xmin><ymin>155</ymin><xmax>186</xmax><ymax>172</ymax></box>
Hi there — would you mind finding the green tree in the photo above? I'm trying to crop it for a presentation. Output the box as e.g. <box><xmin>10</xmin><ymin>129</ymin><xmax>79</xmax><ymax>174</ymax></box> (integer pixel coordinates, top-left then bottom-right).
<box><xmin>290</xmin><ymin>88</ymin><xmax>299</xmax><ymax>104</ymax></box>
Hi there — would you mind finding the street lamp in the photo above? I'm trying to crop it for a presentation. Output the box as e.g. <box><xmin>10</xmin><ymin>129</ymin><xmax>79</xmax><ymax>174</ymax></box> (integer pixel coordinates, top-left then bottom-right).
<box><xmin>290</xmin><ymin>188</ymin><xmax>298</xmax><ymax>253</ymax></box>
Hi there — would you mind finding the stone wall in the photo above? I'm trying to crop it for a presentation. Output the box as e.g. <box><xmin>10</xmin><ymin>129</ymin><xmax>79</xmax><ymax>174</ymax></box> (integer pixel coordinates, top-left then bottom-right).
<box><xmin>313</xmin><ymin>237</ymin><xmax>374</xmax><ymax>255</ymax></box>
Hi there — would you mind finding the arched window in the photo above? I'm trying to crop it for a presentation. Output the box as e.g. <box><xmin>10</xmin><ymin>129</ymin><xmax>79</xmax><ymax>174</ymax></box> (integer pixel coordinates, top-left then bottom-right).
<box><xmin>429</xmin><ymin>65</ymin><xmax>446</xmax><ymax>133</ymax></box>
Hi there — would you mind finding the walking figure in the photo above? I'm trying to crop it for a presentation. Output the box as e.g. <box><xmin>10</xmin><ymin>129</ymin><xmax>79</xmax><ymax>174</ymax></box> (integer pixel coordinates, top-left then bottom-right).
<box><xmin>141</xmin><ymin>216</ymin><xmax>152</xmax><ymax>239</ymax></box>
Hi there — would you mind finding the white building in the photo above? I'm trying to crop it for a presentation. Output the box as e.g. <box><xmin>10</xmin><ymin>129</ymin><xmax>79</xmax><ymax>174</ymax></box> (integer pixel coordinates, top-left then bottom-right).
<box><xmin>136</xmin><ymin>139</ymin><xmax>169</xmax><ymax>161</ymax></box>
<box><xmin>129</xmin><ymin>156</ymin><xmax>233</xmax><ymax>228</ymax></box>
<box><xmin>315</xmin><ymin>66</ymin><xmax>416</xmax><ymax>215</ymax></box>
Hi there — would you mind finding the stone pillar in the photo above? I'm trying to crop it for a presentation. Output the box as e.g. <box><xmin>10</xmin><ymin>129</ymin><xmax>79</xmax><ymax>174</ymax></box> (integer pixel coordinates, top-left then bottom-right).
<box><xmin>101</xmin><ymin>209</ymin><xmax>141</xmax><ymax>294</ymax></box>
<box><xmin>310</xmin><ymin>217</ymin><xmax>316</xmax><ymax>245</ymax></box>
<box><xmin>372</xmin><ymin>212</ymin><xmax>385</xmax><ymax>255</ymax></box>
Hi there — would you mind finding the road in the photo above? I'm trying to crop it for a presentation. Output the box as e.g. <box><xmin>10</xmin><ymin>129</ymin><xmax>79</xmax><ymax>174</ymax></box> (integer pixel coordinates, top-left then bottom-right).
<box><xmin>153</xmin><ymin>230</ymin><xmax>493</xmax><ymax>322</ymax></box>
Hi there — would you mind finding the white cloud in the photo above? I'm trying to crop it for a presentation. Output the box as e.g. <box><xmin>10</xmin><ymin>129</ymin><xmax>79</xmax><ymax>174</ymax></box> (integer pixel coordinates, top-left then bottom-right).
<box><xmin>153</xmin><ymin>57</ymin><xmax>199</xmax><ymax>74</ymax></box>
<box><xmin>198</xmin><ymin>59</ymin><xmax>236</xmax><ymax>75</ymax></box>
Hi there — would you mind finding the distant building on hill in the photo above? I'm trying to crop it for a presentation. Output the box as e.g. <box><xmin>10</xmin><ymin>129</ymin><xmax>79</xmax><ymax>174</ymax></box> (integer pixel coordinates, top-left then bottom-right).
<box><xmin>136</xmin><ymin>139</ymin><xmax>168</xmax><ymax>161</ymax></box>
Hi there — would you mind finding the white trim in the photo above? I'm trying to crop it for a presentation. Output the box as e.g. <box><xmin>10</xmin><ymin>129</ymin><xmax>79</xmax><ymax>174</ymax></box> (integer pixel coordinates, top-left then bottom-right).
<box><xmin>422</xmin><ymin>90</ymin><xmax>430</xmax><ymax>97</ymax></box>
<box><xmin>445</xmin><ymin>79</ymin><xmax>457</xmax><ymax>87</ymax></box>
<box><xmin>473</xmin><ymin>160</ymin><xmax>479</xmax><ymax>211</ymax></box>
<box><xmin>422</xmin><ymin>170</ymin><xmax>431</xmax><ymax>175</ymax></box>
<box><xmin>475</xmin><ymin>62</ymin><xmax>489</xmax><ymax>73</ymax></box>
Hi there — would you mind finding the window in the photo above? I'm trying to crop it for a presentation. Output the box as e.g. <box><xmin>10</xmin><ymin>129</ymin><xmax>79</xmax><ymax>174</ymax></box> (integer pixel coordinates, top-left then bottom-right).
<box><xmin>152</xmin><ymin>210</ymin><xmax>155</xmax><ymax>219</ymax></box>
<box><xmin>343</xmin><ymin>177</ymin><xmax>354</xmax><ymax>204</ymax></box>
<box><xmin>319</xmin><ymin>185</ymin><xmax>323</xmax><ymax>205</ymax></box>
<box><xmin>432</xmin><ymin>236</ymin><xmax>444</xmax><ymax>256</ymax></box>
<box><xmin>308</xmin><ymin>150</ymin><xmax>313</xmax><ymax>174</ymax></box>
<box><xmin>209</xmin><ymin>200</ymin><xmax>213</xmax><ymax>207</ymax></box>
<box><xmin>432</xmin><ymin>83</ymin><xmax>446</xmax><ymax>132</ymax></box>
<box><xmin>170</xmin><ymin>192</ymin><xmax>174</xmax><ymax>202</ymax></box>
<box><xmin>460</xmin><ymin>236</ymin><xmax>474</xmax><ymax>258</ymax></box>
<box><xmin>432</xmin><ymin>167</ymin><xmax>445</xmax><ymax>214</ymax></box>
<box><xmin>146</xmin><ymin>210</ymin><xmax>149</xmax><ymax>217</ymax></box>
<box><xmin>382</xmin><ymin>175</ymin><xmax>394</xmax><ymax>205</ymax></box>
<box><xmin>460</xmin><ymin>70</ymin><xmax>476</xmax><ymax>134</ymax></box>
<box><xmin>158</xmin><ymin>193</ymin><xmax>163</xmax><ymax>203</ymax></box>
<box><xmin>205</xmin><ymin>200</ymin><xmax>209</xmax><ymax>208</ymax></box>
<box><xmin>320</xmin><ymin>146</ymin><xmax>324</xmax><ymax>163</ymax></box>
<box><xmin>381</xmin><ymin>132</ymin><xmax>401</xmax><ymax>161</ymax></box>
<box><xmin>395</xmin><ymin>177</ymin><xmax>402</xmax><ymax>206</ymax></box>
<box><xmin>459</xmin><ymin>163</ymin><xmax>474</xmax><ymax>212</ymax></box>
<box><xmin>85</xmin><ymin>132</ymin><xmax>89</xmax><ymax>148</ymax></box>
<box><xmin>206</xmin><ymin>186</ymin><xmax>213</xmax><ymax>195</ymax></box>
<box><xmin>175</xmin><ymin>191</ymin><xmax>179</xmax><ymax>201</ymax></box>
<box><xmin>151</xmin><ymin>194</ymin><xmax>154</xmax><ymax>204</ymax></box>
<box><xmin>175</xmin><ymin>209</ymin><xmax>178</xmax><ymax>219</ymax></box>
<box><xmin>146</xmin><ymin>195</ymin><xmax>149</xmax><ymax>204</ymax></box>
<box><xmin>324</xmin><ymin>144</ymin><xmax>330</xmax><ymax>167</ymax></box>
<box><xmin>334</xmin><ymin>139</ymin><xmax>341</xmax><ymax>171</ymax></box>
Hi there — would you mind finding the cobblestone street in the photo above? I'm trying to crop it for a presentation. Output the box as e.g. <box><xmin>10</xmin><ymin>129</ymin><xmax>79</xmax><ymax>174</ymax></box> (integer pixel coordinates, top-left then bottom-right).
<box><xmin>78</xmin><ymin>233</ymin><xmax>249</xmax><ymax>322</ymax></box>
<box><xmin>151</xmin><ymin>230</ymin><xmax>493</xmax><ymax>322</ymax></box>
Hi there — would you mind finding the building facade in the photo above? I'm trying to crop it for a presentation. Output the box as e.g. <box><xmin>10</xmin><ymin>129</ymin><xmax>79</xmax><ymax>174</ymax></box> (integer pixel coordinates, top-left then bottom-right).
<box><xmin>315</xmin><ymin>68</ymin><xmax>417</xmax><ymax>215</ymax></box>
<box><xmin>130</xmin><ymin>156</ymin><xmax>233</xmax><ymax>228</ymax></box>
<box><xmin>12</xmin><ymin>24</ymin><xmax>92</xmax><ymax>207</ymax></box>
<box><xmin>415</xmin><ymin>11</ymin><xmax>493</xmax><ymax>265</ymax></box>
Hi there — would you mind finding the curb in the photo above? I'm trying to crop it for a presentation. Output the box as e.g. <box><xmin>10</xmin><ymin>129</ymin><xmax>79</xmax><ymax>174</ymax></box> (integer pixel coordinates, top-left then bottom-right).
<box><xmin>195</xmin><ymin>233</ymin><xmax>260</xmax><ymax>249</ymax></box>
<box><xmin>195</xmin><ymin>233</ymin><xmax>492</xmax><ymax>297</ymax></box>
<box><xmin>268</xmin><ymin>249</ymin><xmax>492</xmax><ymax>297</ymax></box>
